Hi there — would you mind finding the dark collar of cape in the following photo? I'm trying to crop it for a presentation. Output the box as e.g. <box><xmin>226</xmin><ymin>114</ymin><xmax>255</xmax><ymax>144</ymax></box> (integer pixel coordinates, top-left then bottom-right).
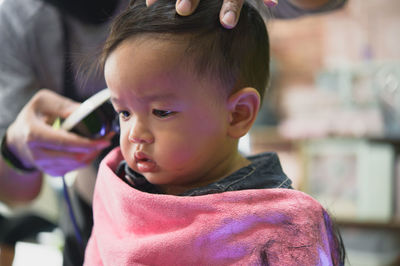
<box><xmin>116</xmin><ymin>152</ymin><xmax>293</xmax><ymax>196</ymax></box>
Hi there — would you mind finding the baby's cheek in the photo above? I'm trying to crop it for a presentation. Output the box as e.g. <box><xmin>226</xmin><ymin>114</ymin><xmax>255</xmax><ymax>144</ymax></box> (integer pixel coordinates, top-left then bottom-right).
<box><xmin>119</xmin><ymin>134</ymin><xmax>135</xmax><ymax>165</ymax></box>
<box><xmin>157</xmin><ymin>138</ymin><xmax>195</xmax><ymax>167</ymax></box>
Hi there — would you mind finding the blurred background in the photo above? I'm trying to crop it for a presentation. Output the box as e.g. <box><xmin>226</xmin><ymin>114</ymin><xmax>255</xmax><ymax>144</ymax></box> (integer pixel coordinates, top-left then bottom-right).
<box><xmin>249</xmin><ymin>0</ymin><xmax>400</xmax><ymax>265</ymax></box>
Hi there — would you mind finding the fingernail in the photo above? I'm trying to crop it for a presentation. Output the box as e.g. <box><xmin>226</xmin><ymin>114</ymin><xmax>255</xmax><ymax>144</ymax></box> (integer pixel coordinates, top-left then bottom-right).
<box><xmin>177</xmin><ymin>0</ymin><xmax>192</xmax><ymax>15</ymax></box>
<box><xmin>265</xmin><ymin>0</ymin><xmax>278</xmax><ymax>7</ymax></box>
<box><xmin>146</xmin><ymin>0</ymin><xmax>156</xmax><ymax>6</ymax></box>
<box><xmin>222</xmin><ymin>11</ymin><xmax>236</xmax><ymax>29</ymax></box>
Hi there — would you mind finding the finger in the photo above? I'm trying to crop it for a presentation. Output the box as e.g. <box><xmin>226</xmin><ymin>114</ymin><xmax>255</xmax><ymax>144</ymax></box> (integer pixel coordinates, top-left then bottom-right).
<box><xmin>39</xmin><ymin>160</ymin><xmax>88</xmax><ymax>176</ymax></box>
<box><xmin>146</xmin><ymin>0</ymin><xmax>157</xmax><ymax>6</ymax></box>
<box><xmin>33</xmin><ymin>150</ymin><xmax>100</xmax><ymax>176</ymax></box>
<box><xmin>263</xmin><ymin>0</ymin><xmax>278</xmax><ymax>7</ymax></box>
<box><xmin>28</xmin><ymin>123</ymin><xmax>111</xmax><ymax>153</ymax></box>
<box><xmin>36</xmin><ymin>158</ymin><xmax>85</xmax><ymax>176</ymax></box>
<box><xmin>175</xmin><ymin>0</ymin><xmax>200</xmax><ymax>16</ymax></box>
<box><xmin>38</xmin><ymin>158</ymin><xmax>86</xmax><ymax>173</ymax></box>
<box><xmin>220</xmin><ymin>0</ymin><xmax>244</xmax><ymax>29</ymax></box>
<box><xmin>30</xmin><ymin>89</ymin><xmax>80</xmax><ymax>120</ymax></box>
<box><xmin>77</xmin><ymin>150</ymin><xmax>102</xmax><ymax>164</ymax></box>
<box><xmin>104</xmin><ymin>131</ymin><xmax>117</xmax><ymax>141</ymax></box>
<box><xmin>33</xmin><ymin>149</ymin><xmax>99</xmax><ymax>163</ymax></box>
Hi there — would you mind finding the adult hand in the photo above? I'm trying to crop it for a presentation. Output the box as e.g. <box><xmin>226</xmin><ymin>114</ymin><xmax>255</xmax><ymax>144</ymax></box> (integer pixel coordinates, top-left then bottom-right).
<box><xmin>146</xmin><ymin>0</ymin><xmax>278</xmax><ymax>29</ymax></box>
<box><xmin>5</xmin><ymin>89</ymin><xmax>111</xmax><ymax>177</ymax></box>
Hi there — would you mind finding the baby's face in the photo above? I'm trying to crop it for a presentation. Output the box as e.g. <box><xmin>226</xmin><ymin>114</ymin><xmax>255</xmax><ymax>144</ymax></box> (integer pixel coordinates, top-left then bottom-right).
<box><xmin>105</xmin><ymin>37</ymin><xmax>240</xmax><ymax>194</ymax></box>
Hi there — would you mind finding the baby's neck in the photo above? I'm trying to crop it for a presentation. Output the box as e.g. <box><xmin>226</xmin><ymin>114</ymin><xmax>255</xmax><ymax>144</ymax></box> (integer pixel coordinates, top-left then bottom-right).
<box><xmin>160</xmin><ymin>152</ymin><xmax>251</xmax><ymax>196</ymax></box>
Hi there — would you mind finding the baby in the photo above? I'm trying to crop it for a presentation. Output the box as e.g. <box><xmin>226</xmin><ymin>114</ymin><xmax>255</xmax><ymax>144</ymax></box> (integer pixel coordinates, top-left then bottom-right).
<box><xmin>84</xmin><ymin>0</ymin><xmax>345</xmax><ymax>265</ymax></box>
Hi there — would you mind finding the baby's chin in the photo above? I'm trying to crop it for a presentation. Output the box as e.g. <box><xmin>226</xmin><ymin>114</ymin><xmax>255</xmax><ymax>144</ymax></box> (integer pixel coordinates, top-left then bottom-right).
<box><xmin>126</xmin><ymin>162</ymin><xmax>164</xmax><ymax>183</ymax></box>
<box><xmin>138</xmin><ymin>171</ymin><xmax>185</xmax><ymax>187</ymax></box>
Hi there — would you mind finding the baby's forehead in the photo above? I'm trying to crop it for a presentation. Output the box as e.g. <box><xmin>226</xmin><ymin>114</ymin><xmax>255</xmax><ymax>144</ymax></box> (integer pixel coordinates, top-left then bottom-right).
<box><xmin>127</xmin><ymin>33</ymin><xmax>189</xmax><ymax>50</ymax></box>
<box><xmin>112</xmin><ymin>34</ymin><xmax>232</xmax><ymax>96</ymax></box>
<box><xmin>107</xmin><ymin>38</ymin><xmax>229</xmax><ymax>99</ymax></box>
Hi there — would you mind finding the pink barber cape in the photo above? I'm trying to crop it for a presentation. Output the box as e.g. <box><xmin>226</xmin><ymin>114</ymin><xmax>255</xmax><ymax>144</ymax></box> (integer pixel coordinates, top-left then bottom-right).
<box><xmin>84</xmin><ymin>148</ymin><xmax>340</xmax><ymax>265</ymax></box>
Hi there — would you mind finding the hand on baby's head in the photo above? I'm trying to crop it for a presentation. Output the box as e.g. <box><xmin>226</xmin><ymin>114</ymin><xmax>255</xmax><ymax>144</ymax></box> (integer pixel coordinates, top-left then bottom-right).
<box><xmin>146</xmin><ymin>0</ymin><xmax>277</xmax><ymax>29</ymax></box>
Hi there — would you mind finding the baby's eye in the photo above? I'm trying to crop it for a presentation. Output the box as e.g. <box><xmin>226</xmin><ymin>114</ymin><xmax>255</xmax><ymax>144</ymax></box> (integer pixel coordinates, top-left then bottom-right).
<box><xmin>119</xmin><ymin>110</ymin><xmax>131</xmax><ymax>120</ymax></box>
<box><xmin>152</xmin><ymin>109</ymin><xmax>176</xmax><ymax>118</ymax></box>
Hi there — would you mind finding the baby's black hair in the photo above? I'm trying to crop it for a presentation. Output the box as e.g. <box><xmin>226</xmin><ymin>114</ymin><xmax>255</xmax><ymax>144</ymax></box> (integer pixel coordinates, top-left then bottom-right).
<box><xmin>101</xmin><ymin>0</ymin><xmax>270</xmax><ymax>99</ymax></box>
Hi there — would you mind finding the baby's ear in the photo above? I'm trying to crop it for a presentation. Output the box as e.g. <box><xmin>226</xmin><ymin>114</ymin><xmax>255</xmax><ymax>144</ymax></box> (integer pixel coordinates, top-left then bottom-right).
<box><xmin>227</xmin><ymin>87</ymin><xmax>260</xmax><ymax>139</ymax></box>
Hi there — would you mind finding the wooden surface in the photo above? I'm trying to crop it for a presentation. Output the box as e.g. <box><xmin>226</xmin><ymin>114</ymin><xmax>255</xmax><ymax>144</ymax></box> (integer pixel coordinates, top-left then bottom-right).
<box><xmin>0</xmin><ymin>245</ymin><xmax>14</xmax><ymax>266</ymax></box>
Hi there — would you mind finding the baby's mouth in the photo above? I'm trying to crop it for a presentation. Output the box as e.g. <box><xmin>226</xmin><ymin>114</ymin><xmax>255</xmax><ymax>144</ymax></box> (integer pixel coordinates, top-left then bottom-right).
<box><xmin>134</xmin><ymin>152</ymin><xmax>156</xmax><ymax>172</ymax></box>
<box><xmin>135</xmin><ymin>151</ymin><xmax>149</xmax><ymax>159</ymax></box>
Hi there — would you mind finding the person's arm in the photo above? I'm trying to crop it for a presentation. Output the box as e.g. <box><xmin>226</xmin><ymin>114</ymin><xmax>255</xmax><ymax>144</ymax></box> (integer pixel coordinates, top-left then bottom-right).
<box><xmin>0</xmin><ymin>1</ymin><xmax>110</xmax><ymax>205</ymax></box>
<box><xmin>0</xmin><ymin>158</ymin><xmax>43</xmax><ymax>206</ymax></box>
<box><xmin>0</xmin><ymin>90</ymin><xmax>111</xmax><ymax>205</ymax></box>
<box><xmin>0</xmin><ymin>0</ymin><xmax>43</xmax><ymax>205</ymax></box>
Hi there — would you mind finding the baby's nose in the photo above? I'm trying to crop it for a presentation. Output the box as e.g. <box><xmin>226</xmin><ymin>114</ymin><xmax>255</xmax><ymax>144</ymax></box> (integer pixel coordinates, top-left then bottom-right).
<box><xmin>128</xmin><ymin>122</ymin><xmax>154</xmax><ymax>144</ymax></box>
<box><xmin>128</xmin><ymin>135</ymin><xmax>153</xmax><ymax>144</ymax></box>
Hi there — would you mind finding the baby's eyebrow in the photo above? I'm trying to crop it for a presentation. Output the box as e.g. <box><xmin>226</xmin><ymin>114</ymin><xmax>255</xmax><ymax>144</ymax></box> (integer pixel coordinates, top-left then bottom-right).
<box><xmin>110</xmin><ymin>93</ymin><xmax>176</xmax><ymax>104</ymax></box>
<box><xmin>142</xmin><ymin>93</ymin><xmax>176</xmax><ymax>102</ymax></box>
<box><xmin>110</xmin><ymin>97</ymin><xmax>121</xmax><ymax>105</ymax></box>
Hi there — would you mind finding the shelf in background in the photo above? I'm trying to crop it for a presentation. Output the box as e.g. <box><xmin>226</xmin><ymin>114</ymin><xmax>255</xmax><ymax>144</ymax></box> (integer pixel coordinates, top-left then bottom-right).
<box><xmin>337</xmin><ymin>219</ymin><xmax>400</xmax><ymax>231</ymax></box>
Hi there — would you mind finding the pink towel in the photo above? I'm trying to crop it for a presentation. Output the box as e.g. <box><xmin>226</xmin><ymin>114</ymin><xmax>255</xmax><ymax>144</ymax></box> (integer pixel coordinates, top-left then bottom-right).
<box><xmin>85</xmin><ymin>148</ymin><xmax>340</xmax><ymax>265</ymax></box>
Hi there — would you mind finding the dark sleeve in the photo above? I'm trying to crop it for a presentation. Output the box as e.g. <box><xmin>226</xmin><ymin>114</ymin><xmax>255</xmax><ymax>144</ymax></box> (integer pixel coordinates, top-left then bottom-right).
<box><xmin>271</xmin><ymin>0</ymin><xmax>348</xmax><ymax>19</ymax></box>
<box><xmin>0</xmin><ymin>0</ymin><xmax>40</xmax><ymax>137</ymax></box>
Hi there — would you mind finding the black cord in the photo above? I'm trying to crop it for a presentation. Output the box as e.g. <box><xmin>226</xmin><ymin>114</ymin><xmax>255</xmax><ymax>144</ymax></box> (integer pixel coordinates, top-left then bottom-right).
<box><xmin>61</xmin><ymin>175</ymin><xmax>83</xmax><ymax>247</ymax></box>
